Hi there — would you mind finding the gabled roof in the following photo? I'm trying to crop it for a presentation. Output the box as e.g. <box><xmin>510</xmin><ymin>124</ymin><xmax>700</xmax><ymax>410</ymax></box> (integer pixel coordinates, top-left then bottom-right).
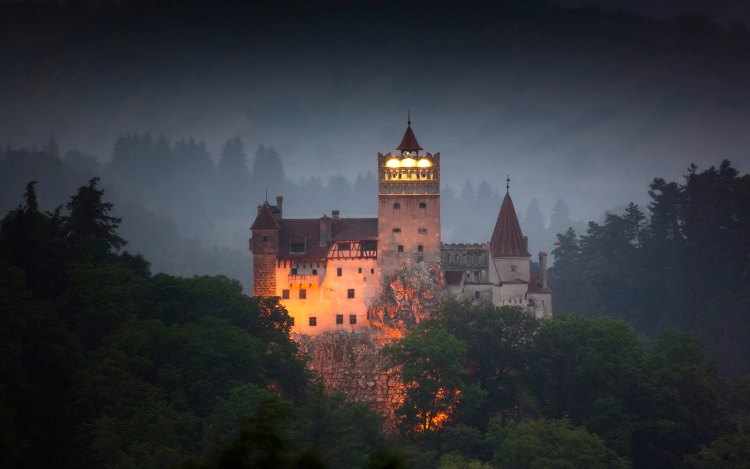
<box><xmin>251</xmin><ymin>203</ymin><xmax>279</xmax><ymax>230</ymax></box>
<box><xmin>397</xmin><ymin>124</ymin><xmax>423</xmax><ymax>152</ymax></box>
<box><xmin>490</xmin><ymin>192</ymin><xmax>529</xmax><ymax>258</ymax></box>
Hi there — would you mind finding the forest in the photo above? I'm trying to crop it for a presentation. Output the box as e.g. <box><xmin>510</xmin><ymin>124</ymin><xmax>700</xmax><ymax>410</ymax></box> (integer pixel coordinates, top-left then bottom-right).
<box><xmin>1</xmin><ymin>164</ymin><xmax>749</xmax><ymax>468</ymax></box>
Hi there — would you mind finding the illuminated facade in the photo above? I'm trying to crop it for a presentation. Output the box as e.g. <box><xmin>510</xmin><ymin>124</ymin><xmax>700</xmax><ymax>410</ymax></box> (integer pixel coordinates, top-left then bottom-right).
<box><xmin>250</xmin><ymin>122</ymin><xmax>552</xmax><ymax>335</ymax></box>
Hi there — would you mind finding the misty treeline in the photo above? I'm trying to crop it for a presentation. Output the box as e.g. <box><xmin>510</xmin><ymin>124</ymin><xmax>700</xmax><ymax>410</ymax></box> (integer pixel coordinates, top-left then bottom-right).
<box><xmin>0</xmin><ymin>135</ymin><xmax>576</xmax><ymax>289</ymax></box>
<box><xmin>5</xmin><ymin>178</ymin><xmax>750</xmax><ymax>469</ymax></box>
<box><xmin>2</xmin><ymin>179</ymin><xmax>748</xmax><ymax>469</ymax></box>
<box><xmin>550</xmin><ymin>160</ymin><xmax>750</xmax><ymax>375</ymax></box>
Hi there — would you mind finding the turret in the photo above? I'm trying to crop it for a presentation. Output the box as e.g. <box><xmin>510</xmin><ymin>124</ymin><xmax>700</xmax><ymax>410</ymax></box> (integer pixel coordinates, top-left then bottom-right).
<box><xmin>250</xmin><ymin>202</ymin><xmax>280</xmax><ymax>296</ymax></box>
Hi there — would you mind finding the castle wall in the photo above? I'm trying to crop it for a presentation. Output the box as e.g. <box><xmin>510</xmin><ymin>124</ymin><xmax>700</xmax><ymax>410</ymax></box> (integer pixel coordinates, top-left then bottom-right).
<box><xmin>276</xmin><ymin>258</ymin><xmax>380</xmax><ymax>335</ymax></box>
<box><xmin>490</xmin><ymin>256</ymin><xmax>531</xmax><ymax>284</ymax></box>
<box><xmin>377</xmin><ymin>194</ymin><xmax>441</xmax><ymax>275</ymax></box>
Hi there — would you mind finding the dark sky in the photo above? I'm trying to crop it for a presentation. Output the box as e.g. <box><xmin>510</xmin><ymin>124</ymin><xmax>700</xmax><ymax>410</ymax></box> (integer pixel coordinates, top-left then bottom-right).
<box><xmin>2</xmin><ymin>0</ymin><xmax>750</xmax><ymax>220</ymax></box>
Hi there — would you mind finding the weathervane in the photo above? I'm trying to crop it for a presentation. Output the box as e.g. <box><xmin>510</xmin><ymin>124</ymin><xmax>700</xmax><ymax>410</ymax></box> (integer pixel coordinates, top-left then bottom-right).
<box><xmin>407</xmin><ymin>109</ymin><xmax>411</xmax><ymax>127</ymax></box>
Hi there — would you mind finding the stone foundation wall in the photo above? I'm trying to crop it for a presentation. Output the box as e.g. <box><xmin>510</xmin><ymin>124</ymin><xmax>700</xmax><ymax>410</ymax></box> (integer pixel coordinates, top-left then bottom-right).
<box><xmin>295</xmin><ymin>331</ymin><xmax>404</xmax><ymax>431</ymax></box>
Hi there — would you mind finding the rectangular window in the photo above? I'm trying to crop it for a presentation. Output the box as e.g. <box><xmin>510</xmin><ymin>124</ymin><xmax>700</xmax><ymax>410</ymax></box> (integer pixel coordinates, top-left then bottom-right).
<box><xmin>262</xmin><ymin>235</ymin><xmax>269</xmax><ymax>242</ymax></box>
<box><xmin>370</xmin><ymin>268</ymin><xmax>375</xmax><ymax>274</ymax></box>
<box><xmin>336</xmin><ymin>314</ymin><xmax>344</xmax><ymax>325</ymax></box>
<box><xmin>347</xmin><ymin>289</ymin><xmax>355</xmax><ymax>299</ymax></box>
<box><xmin>290</xmin><ymin>242</ymin><xmax>305</xmax><ymax>253</ymax></box>
<box><xmin>419</xmin><ymin>202</ymin><xmax>427</xmax><ymax>209</ymax></box>
<box><xmin>392</xmin><ymin>227</ymin><xmax>401</xmax><ymax>233</ymax></box>
<box><xmin>397</xmin><ymin>245</ymin><xmax>404</xmax><ymax>253</ymax></box>
<box><xmin>417</xmin><ymin>245</ymin><xmax>424</xmax><ymax>252</ymax></box>
<box><xmin>349</xmin><ymin>314</ymin><xmax>357</xmax><ymax>325</ymax></box>
<box><xmin>290</xmin><ymin>267</ymin><xmax>298</xmax><ymax>275</ymax></box>
<box><xmin>312</xmin><ymin>269</ymin><xmax>318</xmax><ymax>275</ymax></box>
<box><xmin>358</xmin><ymin>267</ymin><xmax>362</xmax><ymax>273</ymax></box>
<box><xmin>282</xmin><ymin>289</ymin><xmax>290</xmax><ymax>299</ymax></box>
<box><xmin>474</xmin><ymin>291</ymin><xmax>480</xmax><ymax>300</ymax></box>
<box><xmin>337</xmin><ymin>242</ymin><xmax>351</xmax><ymax>251</ymax></box>
<box><xmin>418</xmin><ymin>227</ymin><xmax>428</xmax><ymax>234</ymax></box>
<box><xmin>299</xmin><ymin>289</ymin><xmax>307</xmax><ymax>299</ymax></box>
<box><xmin>309</xmin><ymin>316</ymin><xmax>317</xmax><ymax>326</ymax></box>
<box><xmin>393</xmin><ymin>202</ymin><xmax>401</xmax><ymax>209</ymax></box>
<box><xmin>337</xmin><ymin>267</ymin><xmax>342</xmax><ymax>276</ymax></box>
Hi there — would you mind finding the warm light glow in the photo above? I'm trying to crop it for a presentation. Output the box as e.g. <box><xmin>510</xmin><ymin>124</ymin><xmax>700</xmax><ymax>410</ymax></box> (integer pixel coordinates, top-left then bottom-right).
<box><xmin>417</xmin><ymin>158</ymin><xmax>432</xmax><ymax>168</ymax></box>
<box><xmin>385</xmin><ymin>158</ymin><xmax>401</xmax><ymax>168</ymax></box>
<box><xmin>401</xmin><ymin>157</ymin><xmax>416</xmax><ymax>167</ymax></box>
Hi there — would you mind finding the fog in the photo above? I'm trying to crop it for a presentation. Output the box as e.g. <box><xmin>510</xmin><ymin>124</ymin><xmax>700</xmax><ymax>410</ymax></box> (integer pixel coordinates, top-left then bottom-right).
<box><xmin>2</xmin><ymin>1</ymin><xmax>750</xmax><ymax>288</ymax></box>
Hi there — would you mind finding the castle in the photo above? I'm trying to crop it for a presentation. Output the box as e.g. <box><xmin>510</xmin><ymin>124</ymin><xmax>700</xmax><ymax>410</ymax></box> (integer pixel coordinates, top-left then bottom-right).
<box><xmin>250</xmin><ymin>122</ymin><xmax>552</xmax><ymax>335</ymax></box>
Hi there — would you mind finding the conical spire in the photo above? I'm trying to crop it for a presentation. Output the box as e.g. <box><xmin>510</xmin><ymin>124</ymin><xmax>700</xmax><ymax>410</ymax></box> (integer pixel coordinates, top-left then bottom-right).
<box><xmin>490</xmin><ymin>192</ymin><xmax>529</xmax><ymax>257</ymax></box>
<box><xmin>396</xmin><ymin>114</ymin><xmax>422</xmax><ymax>152</ymax></box>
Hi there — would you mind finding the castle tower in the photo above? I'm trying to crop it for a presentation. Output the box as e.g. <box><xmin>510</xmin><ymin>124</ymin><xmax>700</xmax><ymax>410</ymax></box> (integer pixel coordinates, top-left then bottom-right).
<box><xmin>488</xmin><ymin>186</ymin><xmax>531</xmax><ymax>286</ymax></box>
<box><xmin>250</xmin><ymin>201</ymin><xmax>280</xmax><ymax>296</ymax></box>
<box><xmin>377</xmin><ymin>119</ymin><xmax>441</xmax><ymax>275</ymax></box>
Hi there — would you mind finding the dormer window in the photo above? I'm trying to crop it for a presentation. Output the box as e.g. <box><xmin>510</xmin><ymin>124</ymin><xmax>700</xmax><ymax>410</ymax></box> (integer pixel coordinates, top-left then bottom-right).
<box><xmin>290</xmin><ymin>241</ymin><xmax>305</xmax><ymax>254</ymax></box>
<box><xmin>393</xmin><ymin>202</ymin><xmax>401</xmax><ymax>209</ymax></box>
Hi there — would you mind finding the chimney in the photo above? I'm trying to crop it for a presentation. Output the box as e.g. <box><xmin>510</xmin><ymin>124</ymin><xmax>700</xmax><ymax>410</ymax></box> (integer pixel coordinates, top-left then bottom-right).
<box><xmin>332</xmin><ymin>209</ymin><xmax>340</xmax><ymax>219</ymax></box>
<box><xmin>539</xmin><ymin>251</ymin><xmax>548</xmax><ymax>289</ymax></box>
<box><xmin>523</xmin><ymin>236</ymin><xmax>529</xmax><ymax>255</ymax></box>
<box><xmin>275</xmin><ymin>195</ymin><xmax>283</xmax><ymax>217</ymax></box>
<box><xmin>320</xmin><ymin>215</ymin><xmax>331</xmax><ymax>246</ymax></box>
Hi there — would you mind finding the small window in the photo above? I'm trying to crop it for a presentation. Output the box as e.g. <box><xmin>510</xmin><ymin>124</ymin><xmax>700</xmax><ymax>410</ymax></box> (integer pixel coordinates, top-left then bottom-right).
<box><xmin>358</xmin><ymin>267</ymin><xmax>362</xmax><ymax>273</ymax></box>
<box><xmin>370</xmin><ymin>268</ymin><xmax>375</xmax><ymax>274</ymax></box>
<box><xmin>262</xmin><ymin>235</ymin><xmax>269</xmax><ymax>242</ymax></box>
<box><xmin>349</xmin><ymin>314</ymin><xmax>357</xmax><ymax>325</ymax></box>
<box><xmin>337</xmin><ymin>242</ymin><xmax>351</xmax><ymax>251</ymax></box>
<box><xmin>392</xmin><ymin>227</ymin><xmax>401</xmax><ymax>233</ymax></box>
<box><xmin>347</xmin><ymin>289</ymin><xmax>355</xmax><ymax>299</ymax></box>
<box><xmin>290</xmin><ymin>242</ymin><xmax>305</xmax><ymax>253</ymax></box>
<box><xmin>291</xmin><ymin>268</ymin><xmax>298</xmax><ymax>275</ymax></box>
<box><xmin>309</xmin><ymin>316</ymin><xmax>317</xmax><ymax>326</ymax></box>
<box><xmin>282</xmin><ymin>289</ymin><xmax>290</xmax><ymax>299</ymax></box>
<box><xmin>397</xmin><ymin>245</ymin><xmax>404</xmax><ymax>253</ymax></box>
<box><xmin>336</xmin><ymin>314</ymin><xmax>344</xmax><ymax>325</ymax></box>
<box><xmin>312</xmin><ymin>269</ymin><xmax>318</xmax><ymax>275</ymax></box>
<box><xmin>419</xmin><ymin>202</ymin><xmax>427</xmax><ymax>209</ymax></box>
<box><xmin>418</xmin><ymin>227</ymin><xmax>428</xmax><ymax>234</ymax></box>
<box><xmin>417</xmin><ymin>245</ymin><xmax>424</xmax><ymax>253</ymax></box>
<box><xmin>474</xmin><ymin>291</ymin><xmax>480</xmax><ymax>300</ymax></box>
<box><xmin>393</xmin><ymin>202</ymin><xmax>401</xmax><ymax>209</ymax></box>
<box><xmin>337</xmin><ymin>267</ymin><xmax>342</xmax><ymax>276</ymax></box>
<box><xmin>299</xmin><ymin>289</ymin><xmax>307</xmax><ymax>299</ymax></box>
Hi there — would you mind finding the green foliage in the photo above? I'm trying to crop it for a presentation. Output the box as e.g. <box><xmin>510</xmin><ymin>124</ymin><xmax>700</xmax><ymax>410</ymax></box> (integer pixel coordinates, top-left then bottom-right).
<box><xmin>550</xmin><ymin>161</ymin><xmax>750</xmax><ymax>375</ymax></box>
<box><xmin>0</xmin><ymin>181</ymin><xmax>386</xmax><ymax>469</ymax></box>
<box><xmin>492</xmin><ymin>419</ymin><xmax>629</xmax><ymax>469</ymax></box>
<box><xmin>385</xmin><ymin>324</ymin><xmax>467</xmax><ymax>433</ymax></box>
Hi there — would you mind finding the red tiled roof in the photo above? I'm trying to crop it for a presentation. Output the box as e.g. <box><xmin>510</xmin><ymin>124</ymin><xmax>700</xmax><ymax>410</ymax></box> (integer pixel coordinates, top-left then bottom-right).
<box><xmin>277</xmin><ymin>217</ymin><xmax>378</xmax><ymax>259</ymax></box>
<box><xmin>332</xmin><ymin>218</ymin><xmax>378</xmax><ymax>241</ymax></box>
<box><xmin>397</xmin><ymin>124</ymin><xmax>423</xmax><ymax>152</ymax></box>
<box><xmin>250</xmin><ymin>203</ymin><xmax>279</xmax><ymax>230</ymax></box>
<box><xmin>490</xmin><ymin>192</ymin><xmax>529</xmax><ymax>258</ymax></box>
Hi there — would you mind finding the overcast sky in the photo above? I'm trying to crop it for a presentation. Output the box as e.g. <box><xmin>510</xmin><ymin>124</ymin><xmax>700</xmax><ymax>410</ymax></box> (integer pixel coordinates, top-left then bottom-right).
<box><xmin>2</xmin><ymin>1</ymin><xmax>749</xmax><ymax>220</ymax></box>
